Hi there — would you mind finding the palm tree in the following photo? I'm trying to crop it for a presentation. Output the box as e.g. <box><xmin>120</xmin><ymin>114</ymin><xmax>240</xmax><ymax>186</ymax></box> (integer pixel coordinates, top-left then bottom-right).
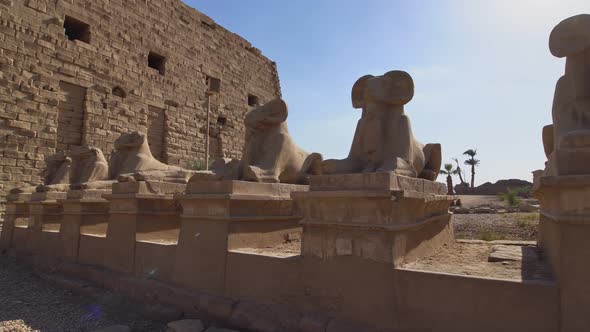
<box><xmin>463</xmin><ymin>149</ymin><xmax>480</xmax><ymax>188</ymax></box>
<box><xmin>452</xmin><ymin>158</ymin><xmax>466</xmax><ymax>185</ymax></box>
<box><xmin>439</xmin><ymin>163</ymin><xmax>458</xmax><ymax>195</ymax></box>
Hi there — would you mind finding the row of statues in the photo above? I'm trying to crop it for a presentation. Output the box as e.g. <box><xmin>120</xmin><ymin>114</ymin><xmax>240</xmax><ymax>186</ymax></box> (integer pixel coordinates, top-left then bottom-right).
<box><xmin>10</xmin><ymin>133</ymin><xmax>194</xmax><ymax>194</ymax></box>
<box><xmin>10</xmin><ymin>69</ymin><xmax>443</xmax><ymax>194</ymax></box>
<box><xmin>11</xmin><ymin>146</ymin><xmax>108</xmax><ymax>194</ymax></box>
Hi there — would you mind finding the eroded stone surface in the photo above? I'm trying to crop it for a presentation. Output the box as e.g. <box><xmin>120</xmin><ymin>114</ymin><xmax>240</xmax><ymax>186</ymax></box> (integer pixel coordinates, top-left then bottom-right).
<box><xmin>112</xmin><ymin>132</ymin><xmax>195</xmax><ymax>184</ymax></box>
<box><xmin>10</xmin><ymin>152</ymin><xmax>71</xmax><ymax>195</ymax></box>
<box><xmin>69</xmin><ymin>146</ymin><xmax>110</xmax><ymax>187</ymax></box>
<box><xmin>541</xmin><ymin>14</ymin><xmax>590</xmax><ymax>177</ymax></box>
<box><xmin>295</xmin><ymin>173</ymin><xmax>454</xmax><ymax>266</ymax></box>
<box><xmin>190</xmin><ymin>99</ymin><xmax>322</xmax><ymax>184</ymax></box>
<box><xmin>321</xmin><ymin>71</ymin><xmax>441</xmax><ymax>180</ymax></box>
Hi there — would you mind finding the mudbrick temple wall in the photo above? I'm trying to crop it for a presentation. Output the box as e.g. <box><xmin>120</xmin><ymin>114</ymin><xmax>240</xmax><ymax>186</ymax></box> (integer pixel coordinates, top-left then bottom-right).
<box><xmin>0</xmin><ymin>0</ymin><xmax>282</xmax><ymax>207</ymax></box>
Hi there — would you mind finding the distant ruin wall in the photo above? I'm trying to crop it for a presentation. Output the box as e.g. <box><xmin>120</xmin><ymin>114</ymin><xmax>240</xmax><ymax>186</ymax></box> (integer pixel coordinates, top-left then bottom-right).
<box><xmin>0</xmin><ymin>0</ymin><xmax>281</xmax><ymax>199</ymax></box>
<box><xmin>455</xmin><ymin>179</ymin><xmax>533</xmax><ymax>196</ymax></box>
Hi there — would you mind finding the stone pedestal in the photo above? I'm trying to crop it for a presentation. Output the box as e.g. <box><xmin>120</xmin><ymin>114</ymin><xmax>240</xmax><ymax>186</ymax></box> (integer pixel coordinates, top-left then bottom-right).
<box><xmin>292</xmin><ymin>173</ymin><xmax>454</xmax><ymax>266</ymax></box>
<box><xmin>58</xmin><ymin>189</ymin><xmax>111</xmax><ymax>262</ymax></box>
<box><xmin>534</xmin><ymin>175</ymin><xmax>590</xmax><ymax>332</ymax></box>
<box><xmin>173</xmin><ymin>180</ymin><xmax>307</xmax><ymax>292</ymax></box>
<box><xmin>0</xmin><ymin>193</ymin><xmax>31</xmax><ymax>252</ymax></box>
<box><xmin>103</xmin><ymin>181</ymin><xmax>185</xmax><ymax>273</ymax></box>
<box><xmin>27</xmin><ymin>192</ymin><xmax>66</xmax><ymax>256</ymax></box>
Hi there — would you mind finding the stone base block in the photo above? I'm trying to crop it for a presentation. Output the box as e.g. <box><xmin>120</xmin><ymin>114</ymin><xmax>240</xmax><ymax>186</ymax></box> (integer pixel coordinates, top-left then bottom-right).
<box><xmin>6</xmin><ymin>192</ymin><xmax>32</xmax><ymax>203</ymax></box>
<box><xmin>309</xmin><ymin>172</ymin><xmax>447</xmax><ymax>193</ymax></box>
<box><xmin>534</xmin><ymin>175</ymin><xmax>590</xmax><ymax>332</ymax></box>
<box><xmin>39</xmin><ymin>231</ymin><xmax>62</xmax><ymax>257</ymax></box>
<box><xmin>186</xmin><ymin>180</ymin><xmax>307</xmax><ymax>198</ymax></box>
<box><xmin>173</xmin><ymin>180</ymin><xmax>306</xmax><ymax>291</ymax></box>
<box><xmin>59</xmin><ymin>189</ymin><xmax>111</xmax><ymax>262</ymax></box>
<box><xmin>134</xmin><ymin>241</ymin><xmax>177</xmax><ymax>282</ymax></box>
<box><xmin>27</xmin><ymin>200</ymin><xmax>63</xmax><ymax>255</ymax></box>
<box><xmin>30</xmin><ymin>191</ymin><xmax>67</xmax><ymax>202</ymax></box>
<box><xmin>11</xmin><ymin>226</ymin><xmax>30</xmax><ymax>253</ymax></box>
<box><xmin>78</xmin><ymin>234</ymin><xmax>106</xmax><ymax>267</ymax></box>
<box><xmin>112</xmin><ymin>181</ymin><xmax>187</xmax><ymax>195</ymax></box>
<box><xmin>67</xmin><ymin>189</ymin><xmax>111</xmax><ymax>200</ymax></box>
<box><xmin>104</xmin><ymin>181</ymin><xmax>183</xmax><ymax>273</ymax></box>
<box><xmin>301</xmin><ymin>215</ymin><xmax>453</xmax><ymax>266</ymax></box>
<box><xmin>0</xmin><ymin>200</ymin><xmax>30</xmax><ymax>251</ymax></box>
<box><xmin>294</xmin><ymin>173</ymin><xmax>454</xmax><ymax>266</ymax></box>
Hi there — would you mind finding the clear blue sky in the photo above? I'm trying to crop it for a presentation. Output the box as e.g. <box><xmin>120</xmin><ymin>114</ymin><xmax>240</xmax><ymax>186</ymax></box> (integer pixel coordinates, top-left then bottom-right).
<box><xmin>185</xmin><ymin>0</ymin><xmax>590</xmax><ymax>185</ymax></box>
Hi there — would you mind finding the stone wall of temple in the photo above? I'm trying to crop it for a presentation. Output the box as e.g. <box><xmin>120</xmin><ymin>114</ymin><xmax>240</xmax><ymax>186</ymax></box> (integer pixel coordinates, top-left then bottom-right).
<box><xmin>0</xmin><ymin>0</ymin><xmax>281</xmax><ymax>201</ymax></box>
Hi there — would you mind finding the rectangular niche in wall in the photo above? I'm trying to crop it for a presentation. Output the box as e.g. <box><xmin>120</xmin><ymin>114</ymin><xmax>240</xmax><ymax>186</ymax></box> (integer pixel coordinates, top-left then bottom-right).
<box><xmin>57</xmin><ymin>81</ymin><xmax>87</xmax><ymax>151</ymax></box>
<box><xmin>147</xmin><ymin>105</ymin><xmax>166</xmax><ymax>162</ymax></box>
<box><xmin>64</xmin><ymin>16</ymin><xmax>91</xmax><ymax>43</ymax></box>
<box><xmin>206</xmin><ymin>76</ymin><xmax>221</xmax><ymax>94</ymax></box>
<box><xmin>148</xmin><ymin>52</ymin><xmax>166</xmax><ymax>75</ymax></box>
<box><xmin>248</xmin><ymin>94</ymin><xmax>259</xmax><ymax>107</ymax></box>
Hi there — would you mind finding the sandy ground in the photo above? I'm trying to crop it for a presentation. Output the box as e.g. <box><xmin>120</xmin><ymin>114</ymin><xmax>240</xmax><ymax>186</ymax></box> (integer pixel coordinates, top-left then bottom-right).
<box><xmin>232</xmin><ymin>240</ymin><xmax>301</xmax><ymax>258</ymax></box>
<box><xmin>453</xmin><ymin>213</ymin><xmax>539</xmax><ymax>241</ymax></box>
<box><xmin>236</xmin><ymin>239</ymin><xmax>552</xmax><ymax>282</ymax></box>
<box><xmin>402</xmin><ymin>241</ymin><xmax>553</xmax><ymax>281</ymax></box>
<box><xmin>456</xmin><ymin>195</ymin><xmax>508</xmax><ymax>208</ymax></box>
<box><xmin>235</xmin><ymin>211</ymin><xmax>540</xmax><ymax>260</ymax></box>
<box><xmin>456</xmin><ymin>195</ymin><xmax>538</xmax><ymax>208</ymax></box>
<box><xmin>0</xmin><ymin>255</ymin><xmax>167</xmax><ymax>332</ymax></box>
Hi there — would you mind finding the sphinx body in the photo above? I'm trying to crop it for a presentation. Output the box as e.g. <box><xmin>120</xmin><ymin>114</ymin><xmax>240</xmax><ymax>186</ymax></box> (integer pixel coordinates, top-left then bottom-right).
<box><xmin>10</xmin><ymin>132</ymin><xmax>195</xmax><ymax>194</ymax></box>
<box><xmin>542</xmin><ymin>14</ymin><xmax>590</xmax><ymax>176</ymax></box>
<box><xmin>190</xmin><ymin>99</ymin><xmax>322</xmax><ymax>185</ymax></box>
<box><xmin>111</xmin><ymin>132</ymin><xmax>194</xmax><ymax>184</ymax></box>
<box><xmin>9</xmin><ymin>152</ymin><xmax>72</xmax><ymax>195</ymax></box>
<box><xmin>36</xmin><ymin>152</ymin><xmax>72</xmax><ymax>192</ymax></box>
<box><xmin>37</xmin><ymin>145</ymin><xmax>113</xmax><ymax>192</ymax></box>
<box><xmin>321</xmin><ymin>70</ymin><xmax>441</xmax><ymax>180</ymax></box>
<box><xmin>67</xmin><ymin>146</ymin><xmax>110</xmax><ymax>190</ymax></box>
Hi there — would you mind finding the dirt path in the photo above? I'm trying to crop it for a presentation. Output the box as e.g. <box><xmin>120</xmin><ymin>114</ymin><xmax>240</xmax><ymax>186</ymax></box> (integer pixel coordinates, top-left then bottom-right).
<box><xmin>0</xmin><ymin>254</ymin><xmax>166</xmax><ymax>332</ymax></box>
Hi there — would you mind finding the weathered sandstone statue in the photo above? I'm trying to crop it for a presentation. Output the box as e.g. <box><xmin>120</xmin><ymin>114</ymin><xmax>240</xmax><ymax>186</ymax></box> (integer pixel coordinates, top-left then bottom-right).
<box><xmin>38</xmin><ymin>146</ymin><xmax>111</xmax><ymax>192</ymax></box>
<box><xmin>11</xmin><ymin>147</ymin><xmax>110</xmax><ymax>194</ymax></box>
<box><xmin>190</xmin><ymin>98</ymin><xmax>322</xmax><ymax>184</ymax></box>
<box><xmin>36</xmin><ymin>153</ymin><xmax>72</xmax><ymax>192</ymax></box>
<box><xmin>111</xmin><ymin>131</ymin><xmax>194</xmax><ymax>183</ymax></box>
<box><xmin>321</xmin><ymin>70</ymin><xmax>441</xmax><ymax>180</ymax></box>
<box><xmin>542</xmin><ymin>14</ymin><xmax>590</xmax><ymax>176</ymax></box>
<box><xmin>67</xmin><ymin>146</ymin><xmax>109</xmax><ymax>189</ymax></box>
<box><xmin>25</xmin><ymin>152</ymin><xmax>72</xmax><ymax>193</ymax></box>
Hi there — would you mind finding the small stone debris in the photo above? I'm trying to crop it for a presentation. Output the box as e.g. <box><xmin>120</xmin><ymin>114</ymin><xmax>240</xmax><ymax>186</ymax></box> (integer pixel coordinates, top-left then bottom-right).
<box><xmin>488</xmin><ymin>245</ymin><xmax>538</xmax><ymax>262</ymax></box>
